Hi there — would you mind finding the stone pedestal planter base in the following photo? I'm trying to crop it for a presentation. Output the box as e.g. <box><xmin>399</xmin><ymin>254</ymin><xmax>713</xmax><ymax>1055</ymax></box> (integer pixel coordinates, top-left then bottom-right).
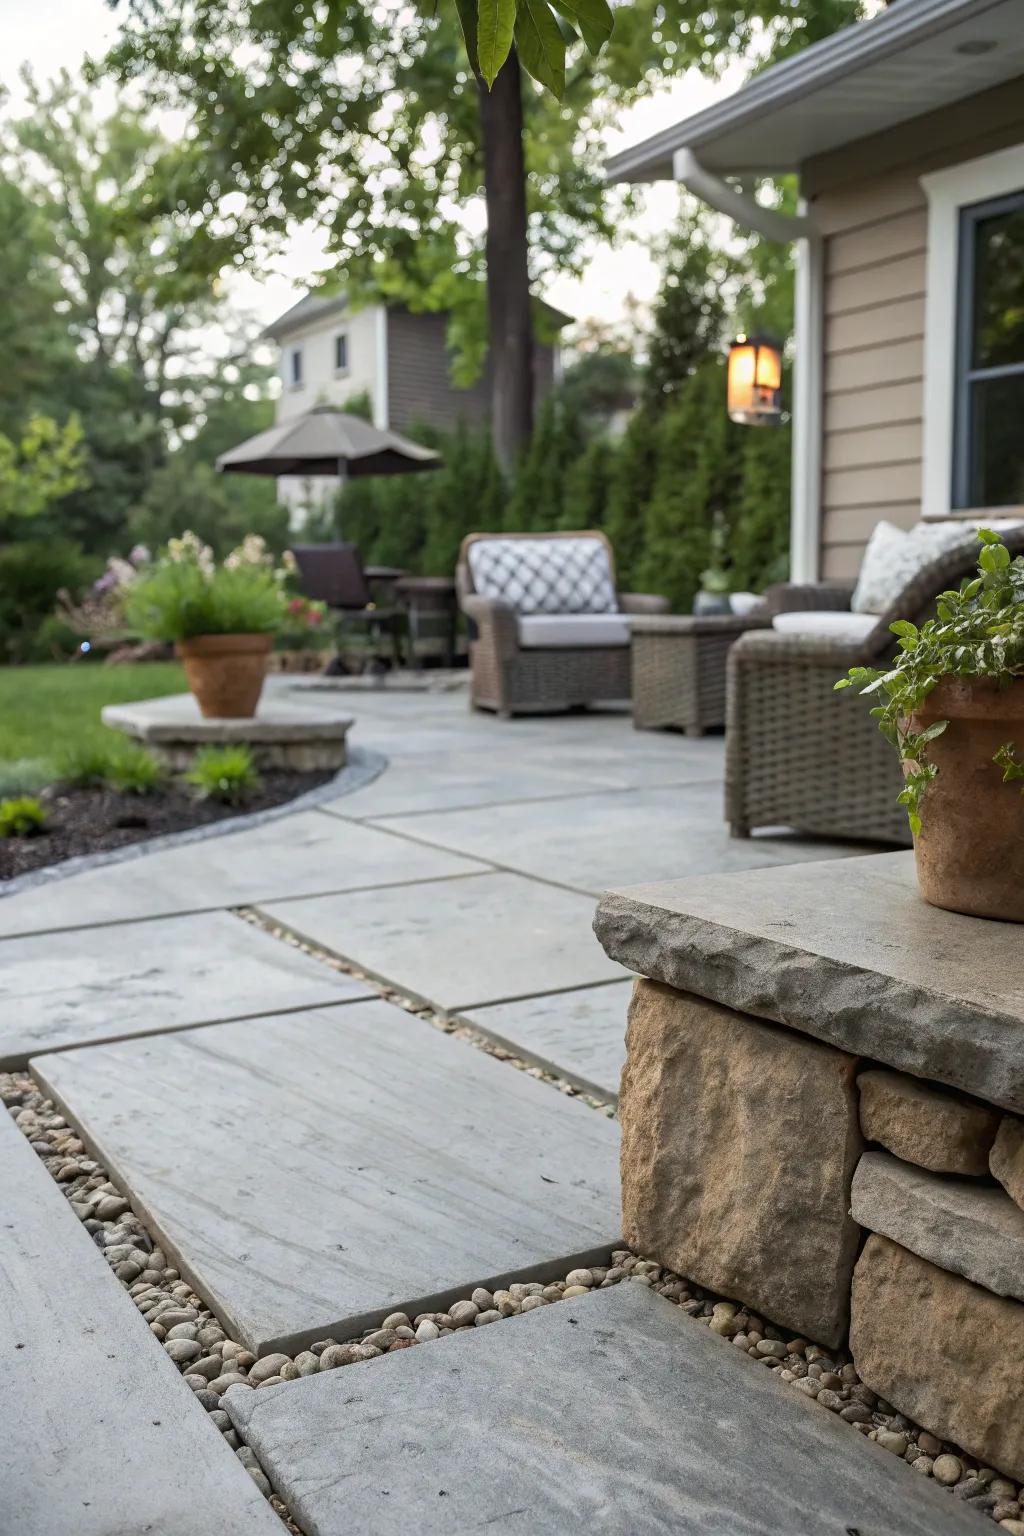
<box><xmin>102</xmin><ymin>692</ymin><xmax>353</xmax><ymax>772</ymax></box>
<box><xmin>619</xmin><ymin>979</ymin><xmax>862</xmax><ymax>1348</ymax></box>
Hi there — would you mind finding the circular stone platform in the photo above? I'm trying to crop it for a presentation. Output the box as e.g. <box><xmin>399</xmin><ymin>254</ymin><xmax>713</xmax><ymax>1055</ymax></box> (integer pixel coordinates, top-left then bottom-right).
<box><xmin>101</xmin><ymin>692</ymin><xmax>353</xmax><ymax>772</ymax></box>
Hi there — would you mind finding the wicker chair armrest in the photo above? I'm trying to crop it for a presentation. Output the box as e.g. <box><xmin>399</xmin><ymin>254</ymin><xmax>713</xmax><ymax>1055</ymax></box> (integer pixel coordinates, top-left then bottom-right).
<box><xmin>459</xmin><ymin>591</ymin><xmax>519</xmax><ymax>658</ymax></box>
<box><xmin>618</xmin><ymin>592</ymin><xmax>670</xmax><ymax>616</ymax></box>
<box><xmin>730</xmin><ymin>626</ymin><xmax>894</xmax><ymax>669</ymax></box>
<box><xmin>762</xmin><ymin>581</ymin><xmax>856</xmax><ymax>615</ymax></box>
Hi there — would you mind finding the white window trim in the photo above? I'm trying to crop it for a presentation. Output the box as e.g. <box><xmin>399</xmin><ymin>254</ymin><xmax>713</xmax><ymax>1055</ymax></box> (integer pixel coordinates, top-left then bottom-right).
<box><xmin>288</xmin><ymin>345</ymin><xmax>304</xmax><ymax>391</ymax></box>
<box><xmin>920</xmin><ymin>143</ymin><xmax>1024</xmax><ymax>521</ymax></box>
<box><xmin>790</xmin><ymin>223</ymin><xmax>824</xmax><ymax>583</ymax></box>
<box><xmin>333</xmin><ymin>331</ymin><xmax>350</xmax><ymax>377</ymax></box>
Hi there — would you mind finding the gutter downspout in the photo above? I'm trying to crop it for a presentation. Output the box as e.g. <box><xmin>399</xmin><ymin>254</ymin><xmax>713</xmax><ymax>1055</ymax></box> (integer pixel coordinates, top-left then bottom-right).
<box><xmin>673</xmin><ymin>148</ymin><xmax>823</xmax><ymax>583</ymax></box>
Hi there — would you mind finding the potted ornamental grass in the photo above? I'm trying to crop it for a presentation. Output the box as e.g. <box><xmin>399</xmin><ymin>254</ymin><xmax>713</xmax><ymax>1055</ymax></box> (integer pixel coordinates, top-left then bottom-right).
<box><xmin>837</xmin><ymin>529</ymin><xmax>1024</xmax><ymax>922</ymax></box>
<box><xmin>124</xmin><ymin>532</ymin><xmax>287</xmax><ymax>718</ymax></box>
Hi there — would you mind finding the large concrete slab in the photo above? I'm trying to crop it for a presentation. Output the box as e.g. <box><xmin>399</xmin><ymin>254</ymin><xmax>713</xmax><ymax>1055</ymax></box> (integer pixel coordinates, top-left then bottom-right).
<box><xmin>0</xmin><ymin>809</ymin><xmax>487</xmax><ymax>936</ymax></box>
<box><xmin>259</xmin><ymin>871</ymin><xmax>626</xmax><ymax>1010</ymax></box>
<box><xmin>330</xmin><ymin>755</ymin><xmax>633</xmax><ymax>818</ymax></box>
<box><xmin>0</xmin><ymin>909</ymin><xmax>371</xmax><ymax>1069</ymax></box>
<box><xmin>0</xmin><ymin>1109</ymin><xmax>281</xmax><ymax>1536</ymax></box>
<box><xmin>852</xmin><ymin>1149</ymin><xmax>1024</xmax><ymax>1304</ymax></box>
<box><xmin>595</xmin><ymin>851</ymin><xmax>1024</xmax><ymax>1113</ymax></box>
<box><xmin>463</xmin><ymin>980</ymin><xmax>633</xmax><ymax>1100</ymax></box>
<box><xmin>35</xmin><ymin>1001</ymin><xmax>620</xmax><ymax>1355</ymax></box>
<box><xmin>371</xmin><ymin>783</ymin><xmax>869</xmax><ymax>895</ymax></box>
<box><xmin>225</xmin><ymin>1281</ymin><xmax>980</xmax><ymax>1536</ymax></box>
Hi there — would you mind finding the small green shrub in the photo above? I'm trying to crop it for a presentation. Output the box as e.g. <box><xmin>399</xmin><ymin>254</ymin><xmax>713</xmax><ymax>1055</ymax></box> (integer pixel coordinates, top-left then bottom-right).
<box><xmin>0</xmin><ymin>757</ymin><xmax>56</xmax><ymax>797</ymax></box>
<box><xmin>106</xmin><ymin>742</ymin><xmax>164</xmax><ymax>796</ymax></box>
<box><xmin>0</xmin><ymin>796</ymin><xmax>47</xmax><ymax>838</ymax></box>
<box><xmin>56</xmin><ymin>739</ymin><xmax>163</xmax><ymax>795</ymax></box>
<box><xmin>57</xmin><ymin>741</ymin><xmax>120</xmax><ymax>789</ymax></box>
<box><xmin>184</xmin><ymin>745</ymin><xmax>261</xmax><ymax>805</ymax></box>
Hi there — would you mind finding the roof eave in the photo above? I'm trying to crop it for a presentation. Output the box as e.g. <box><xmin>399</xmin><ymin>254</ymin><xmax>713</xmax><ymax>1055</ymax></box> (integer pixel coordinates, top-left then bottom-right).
<box><xmin>604</xmin><ymin>0</ymin><xmax>998</xmax><ymax>184</ymax></box>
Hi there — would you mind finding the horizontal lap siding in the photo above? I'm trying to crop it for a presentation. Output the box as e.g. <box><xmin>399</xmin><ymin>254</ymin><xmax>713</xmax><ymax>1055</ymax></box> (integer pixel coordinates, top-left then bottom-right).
<box><xmin>805</xmin><ymin>80</ymin><xmax>1024</xmax><ymax>579</ymax></box>
<box><xmin>819</xmin><ymin>181</ymin><xmax>927</xmax><ymax>579</ymax></box>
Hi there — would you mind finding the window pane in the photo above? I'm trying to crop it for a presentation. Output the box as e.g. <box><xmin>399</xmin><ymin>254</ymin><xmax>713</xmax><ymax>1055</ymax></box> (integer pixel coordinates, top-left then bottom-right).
<box><xmin>972</xmin><ymin>201</ymin><xmax>1024</xmax><ymax>369</ymax></box>
<box><xmin>968</xmin><ymin>372</ymin><xmax>1024</xmax><ymax>507</ymax></box>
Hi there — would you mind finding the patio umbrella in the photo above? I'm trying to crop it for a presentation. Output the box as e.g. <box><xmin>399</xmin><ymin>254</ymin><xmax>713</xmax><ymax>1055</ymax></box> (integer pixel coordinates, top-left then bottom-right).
<box><xmin>215</xmin><ymin>404</ymin><xmax>441</xmax><ymax>480</ymax></box>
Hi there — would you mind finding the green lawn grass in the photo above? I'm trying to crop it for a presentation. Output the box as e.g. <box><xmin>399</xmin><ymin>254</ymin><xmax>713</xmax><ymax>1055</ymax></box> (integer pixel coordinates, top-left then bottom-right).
<box><xmin>0</xmin><ymin>662</ymin><xmax>187</xmax><ymax>790</ymax></box>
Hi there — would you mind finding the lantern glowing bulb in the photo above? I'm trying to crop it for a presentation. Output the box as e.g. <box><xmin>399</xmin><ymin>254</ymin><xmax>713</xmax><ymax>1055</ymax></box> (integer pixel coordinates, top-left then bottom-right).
<box><xmin>727</xmin><ymin>335</ymin><xmax>783</xmax><ymax>426</ymax></box>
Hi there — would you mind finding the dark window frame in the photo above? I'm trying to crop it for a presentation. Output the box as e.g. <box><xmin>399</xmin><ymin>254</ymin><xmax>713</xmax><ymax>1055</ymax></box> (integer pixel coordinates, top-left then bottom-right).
<box><xmin>289</xmin><ymin>346</ymin><xmax>304</xmax><ymax>387</ymax></box>
<box><xmin>334</xmin><ymin>332</ymin><xmax>349</xmax><ymax>374</ymax></box>
<box><xmin>953</xmin><ymin>187</ymin><xmax>1024</xmax><ymax>509</ymax></box>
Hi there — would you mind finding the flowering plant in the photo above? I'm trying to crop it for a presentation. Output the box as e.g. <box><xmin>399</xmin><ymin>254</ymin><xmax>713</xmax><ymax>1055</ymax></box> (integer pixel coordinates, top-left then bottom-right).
<box><xmin>57</xmin><ymin>544</ymin><xmax>151</xmax><ymax>643</ymax></box>
<box><xmin>278</xmin><ymin>593</ymin><xmax>332</xmax><ymax>651</ymax></box>
<box><xmin>122</xmin><ymin>531</ymin><xmax>288</xmax><ymax>642</ymax></box>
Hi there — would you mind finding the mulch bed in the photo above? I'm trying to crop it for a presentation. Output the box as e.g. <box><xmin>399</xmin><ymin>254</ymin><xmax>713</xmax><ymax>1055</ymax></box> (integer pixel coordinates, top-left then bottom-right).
<box><xmin>0</xmin><ymin>770</ymin><xmax>334</xmax><ymax>882</ymax></box>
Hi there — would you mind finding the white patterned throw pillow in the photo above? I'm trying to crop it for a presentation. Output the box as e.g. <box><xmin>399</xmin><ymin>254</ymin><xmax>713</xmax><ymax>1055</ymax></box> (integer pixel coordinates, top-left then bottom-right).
<box><xmin>851</xmin><ymin>521</ymin><xmax>976</xmax><ymax>615</ymax></box>
<box><xmin>467</xmin><ymin>536</ymin><xmax>618</xmax><ymax>615</ymax></box>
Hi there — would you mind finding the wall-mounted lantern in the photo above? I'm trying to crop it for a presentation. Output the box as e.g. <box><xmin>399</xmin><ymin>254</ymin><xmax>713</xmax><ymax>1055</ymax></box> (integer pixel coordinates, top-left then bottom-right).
<box><xmin>727</xmin><ymin>334</ymin><xmax>783</xmax><ymax>426</ymax></box>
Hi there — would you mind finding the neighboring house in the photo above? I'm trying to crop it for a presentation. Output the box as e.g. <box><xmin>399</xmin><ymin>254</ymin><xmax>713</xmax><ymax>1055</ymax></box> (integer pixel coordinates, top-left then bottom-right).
<box><xmin>262</xmin><ymin>294</ymin><xmax>569</xmax><ymax>519</ymax></box>
<box><xmin>607</xmin><ymin>0</ymin><xmax>1024</xmax><ymax>581</ymax></box>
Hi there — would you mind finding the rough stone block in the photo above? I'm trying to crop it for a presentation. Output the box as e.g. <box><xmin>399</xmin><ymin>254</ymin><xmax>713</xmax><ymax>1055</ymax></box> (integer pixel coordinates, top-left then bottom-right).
<box><xmin>991</xmin><ymin>1116</ymin><xmax>1024</xmax><ymax>1212</ymax></box>
<box><xmin>851</xmin><ymin>1150</ymin><xmax>1024</xmax><ymax>1303</ymax></box>
<box><xmin>619</xmin><ymin>978</ymin><xmax>863</xmax><ymax>1348</ymax></box>
<box><xmin>851</xmin><ymin>1234</ymin><xmax>1024</xmax><ymax>1482</ymax></box>
<box><xmin>858</xmin><ymin>1068</ymin><xmax>1000</xmax><ymax>1175</ymax></box>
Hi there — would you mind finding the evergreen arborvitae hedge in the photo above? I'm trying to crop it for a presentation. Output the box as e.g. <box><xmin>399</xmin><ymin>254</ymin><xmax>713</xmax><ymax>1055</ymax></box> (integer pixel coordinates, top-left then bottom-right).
<box><xmin>306</xmin><ymin>365</ymin><xmax>790</xmax><ymax>610</ymax></box>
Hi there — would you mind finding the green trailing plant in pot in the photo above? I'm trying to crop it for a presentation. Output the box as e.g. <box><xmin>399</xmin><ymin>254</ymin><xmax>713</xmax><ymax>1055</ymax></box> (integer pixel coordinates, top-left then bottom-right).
<box><xmin>836</xmin><ymin>529</ymin><xmax>1024</xmax><ymax>922</ymax></box>
<box><xmin>693</xmin><ymin>511</ymin><xmax>732</xmax><ymax>616</ymax></box>
<box><xmin>123</xmin><ymin>533</ymin><xmax>287</xmax><ymax>718</ymax></box>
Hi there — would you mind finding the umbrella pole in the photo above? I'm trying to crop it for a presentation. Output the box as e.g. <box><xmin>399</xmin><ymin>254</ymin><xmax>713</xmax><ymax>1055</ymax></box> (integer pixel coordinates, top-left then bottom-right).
<box><xmin>336</xmin><ymin>458</ymin><xmax>347</xmax><ymax>538</ymax></box>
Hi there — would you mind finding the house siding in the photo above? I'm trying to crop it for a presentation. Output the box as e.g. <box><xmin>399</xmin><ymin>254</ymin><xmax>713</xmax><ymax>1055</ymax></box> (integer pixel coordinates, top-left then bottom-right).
<box><xmin>385</xmin><ymin>309</ymin><xmax>558</xmax><ymax>434</ymax></box>
<box><xmin>803</xmin><ymin>80</ymin><xmax>1024</xmax><ymax>580</ymax></box>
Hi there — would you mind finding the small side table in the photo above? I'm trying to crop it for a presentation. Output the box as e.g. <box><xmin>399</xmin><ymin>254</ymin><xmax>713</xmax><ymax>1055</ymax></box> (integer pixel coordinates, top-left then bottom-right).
<box><xmin>630</xmin><ymin>613</ymin><xmax>763</xmax><ymax>735</ymax></box>
<box><xmin>396</xmin><ymin>576</ymin><xmax>459</xmax><ymax>668</ymax></box>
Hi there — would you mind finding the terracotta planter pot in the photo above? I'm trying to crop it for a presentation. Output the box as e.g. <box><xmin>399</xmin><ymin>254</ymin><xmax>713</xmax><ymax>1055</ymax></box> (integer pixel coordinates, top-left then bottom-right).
<box><xmin>907</xmin><ymin>676</ymin><xmax>1024</xmax><ymax>922</ymax></box>
<box><xmin>176</xmin><ymin>633</ymin><xmax>273</xmax><ymax>719</ymax></box>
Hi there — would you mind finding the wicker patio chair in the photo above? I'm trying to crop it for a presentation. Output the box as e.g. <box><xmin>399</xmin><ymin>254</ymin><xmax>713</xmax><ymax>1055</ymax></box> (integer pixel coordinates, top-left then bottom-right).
<box><xmin>457</xmin><ymin>530</ymin><xmax>668</xmax><ymax>715</ymax></box>
<box><xmin>725</xmin><ymin>526</ymin><xmax>1024</xmax><ymax>846</ymax></box>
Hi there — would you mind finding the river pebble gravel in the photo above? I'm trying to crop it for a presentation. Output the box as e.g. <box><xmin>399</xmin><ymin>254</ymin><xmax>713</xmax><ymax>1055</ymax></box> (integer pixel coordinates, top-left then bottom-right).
<box><xmin>4</xmin><ymin>1066</ymin><xmax>1020</xmax><ymax>1530</ymax></box>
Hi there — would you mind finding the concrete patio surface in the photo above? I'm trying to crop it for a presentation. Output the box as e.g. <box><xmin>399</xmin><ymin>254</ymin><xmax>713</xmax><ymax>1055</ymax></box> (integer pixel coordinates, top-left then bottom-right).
<box><xmin>0</xmin><ymin>686</ymin><xmax>886</xmax><ymax>1530</ymax></box>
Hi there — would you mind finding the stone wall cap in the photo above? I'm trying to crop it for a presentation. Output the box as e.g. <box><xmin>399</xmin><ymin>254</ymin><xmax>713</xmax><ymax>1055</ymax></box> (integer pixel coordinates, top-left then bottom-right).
<box><xmin>594</xmin><ymin>852</ymin><xmax>1024</xmax><ymax>1113</ymax></box>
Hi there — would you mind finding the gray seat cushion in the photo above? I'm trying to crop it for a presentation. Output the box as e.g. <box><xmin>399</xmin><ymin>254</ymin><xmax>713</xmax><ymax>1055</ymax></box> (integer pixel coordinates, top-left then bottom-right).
<box><xmin>517</xmin><ymin>613</ymin><xmax>633</xmax><ymax>648</ymax></box>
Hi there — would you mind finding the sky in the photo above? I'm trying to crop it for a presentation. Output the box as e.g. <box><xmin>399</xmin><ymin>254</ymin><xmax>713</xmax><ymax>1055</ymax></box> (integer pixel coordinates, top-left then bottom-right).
<box><xmin>2</xmin><ymin>0</ymin><xmax>744</xmax><ymax>338</ymax></box>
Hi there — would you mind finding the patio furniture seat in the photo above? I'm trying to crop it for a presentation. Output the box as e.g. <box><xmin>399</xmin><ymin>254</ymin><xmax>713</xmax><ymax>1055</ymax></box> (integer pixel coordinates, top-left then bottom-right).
<box><xmin>292</xmin><ymin>543</ymin><xmax>406</xmax><ymax>668</ymax></box>
<box><xmin>725</xmin><ymin>523</ymin><xmax>1024</xmax><ymax>846</ymax></box>
<box><xmin>457</xmin><ymin>530</ymin><xmax>669</xmax><ymax>715</ymax></box>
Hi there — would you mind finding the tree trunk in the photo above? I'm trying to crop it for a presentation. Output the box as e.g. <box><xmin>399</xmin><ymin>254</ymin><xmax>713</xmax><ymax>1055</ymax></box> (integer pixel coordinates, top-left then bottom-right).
<box><xmin>478</xmin><ymin>50</ymin><xmax>534</xmax><ymax>470</ymax></box>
